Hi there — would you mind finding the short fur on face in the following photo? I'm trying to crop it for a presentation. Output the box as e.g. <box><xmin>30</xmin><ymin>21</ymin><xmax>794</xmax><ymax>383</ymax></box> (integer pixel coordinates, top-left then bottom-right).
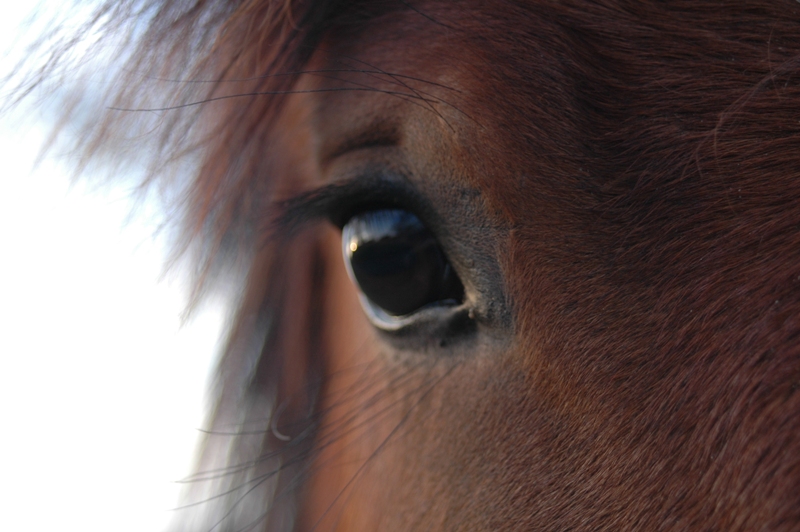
<box><xmin>27</xmin><ymin>0</ymin><xmax>800</xmax><ymax>530</ymax></box>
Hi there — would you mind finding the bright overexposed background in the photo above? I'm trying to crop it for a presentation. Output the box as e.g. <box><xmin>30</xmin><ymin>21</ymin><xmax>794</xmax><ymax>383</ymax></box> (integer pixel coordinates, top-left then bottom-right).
<box><xmin>0</xmin><ymin>4</ymin><xmax>227</xmax><ymax>531</ymax></box>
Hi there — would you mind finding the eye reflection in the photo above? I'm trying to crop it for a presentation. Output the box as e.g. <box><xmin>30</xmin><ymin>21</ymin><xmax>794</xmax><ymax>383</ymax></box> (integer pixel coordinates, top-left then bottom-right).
<box><xmin>342</xmin><ymin>209</ymin><xmax>464</xmax><ymax>318</ymax></box>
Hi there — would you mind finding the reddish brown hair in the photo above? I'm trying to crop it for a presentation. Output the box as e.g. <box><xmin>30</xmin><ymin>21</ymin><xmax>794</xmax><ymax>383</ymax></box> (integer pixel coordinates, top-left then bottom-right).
<box><xmin>21</xmin><ymin>0</ymin><xmax>800</xmax><ymax>529</ymax></box>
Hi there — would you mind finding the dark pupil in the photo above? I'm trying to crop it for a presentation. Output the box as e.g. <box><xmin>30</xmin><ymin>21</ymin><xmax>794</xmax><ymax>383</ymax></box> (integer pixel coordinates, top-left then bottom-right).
<box><xmin>343</xmin><ymin>209</ymin><xmax>464</xmax><ymax>317</ymax></box>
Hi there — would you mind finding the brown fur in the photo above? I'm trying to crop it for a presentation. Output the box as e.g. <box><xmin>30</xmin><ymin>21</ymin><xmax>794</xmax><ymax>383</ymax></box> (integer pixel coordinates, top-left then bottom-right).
<box><xmin>21</xmin><ymin>0</ymin><xmax>800</xmax><ymax>530</ymax></box>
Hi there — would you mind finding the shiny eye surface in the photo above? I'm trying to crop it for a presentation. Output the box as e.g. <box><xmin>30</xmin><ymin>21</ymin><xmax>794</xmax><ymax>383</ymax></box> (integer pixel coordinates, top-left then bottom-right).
<box><xmin>342</xmin><ymin>209</ymin><xmax>464</xmax><ymax>320</ymax></box>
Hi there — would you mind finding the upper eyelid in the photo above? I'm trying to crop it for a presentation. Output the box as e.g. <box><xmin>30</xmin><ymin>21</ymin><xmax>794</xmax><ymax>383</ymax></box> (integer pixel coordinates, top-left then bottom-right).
<box><xmin>273</xmin><ymin>174</ymin><xmax>431</xmax><ymax>234</ymax></box>
<box><xmin>272</xmin><ymin>184</ymin><xmax>350</xmax><ymax>235</ymax></box>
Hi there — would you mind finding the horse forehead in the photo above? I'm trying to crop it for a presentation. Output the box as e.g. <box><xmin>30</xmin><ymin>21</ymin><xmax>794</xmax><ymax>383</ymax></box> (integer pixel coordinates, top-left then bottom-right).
<box><xmin>302</xmin><ymin>9</ymin><xmax>546</xmax><ymax>223</ymax></box>
<box><xmin>307</xmin><ymin>29</ymin><xmax>478</xmax><ymax>160</ymax></box>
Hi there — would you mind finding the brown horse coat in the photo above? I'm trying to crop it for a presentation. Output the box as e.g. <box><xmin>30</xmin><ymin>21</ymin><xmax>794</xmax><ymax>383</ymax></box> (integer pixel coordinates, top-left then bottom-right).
<box><xmin>25</xmin><ymin>0</ymin><xmax>800</xmax><ymax>530</ymax></box>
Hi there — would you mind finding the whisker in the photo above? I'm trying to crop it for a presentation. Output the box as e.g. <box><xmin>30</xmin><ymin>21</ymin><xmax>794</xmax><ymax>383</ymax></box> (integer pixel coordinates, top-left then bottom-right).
<box><xmin>123</xmin><ymin>66</ymin><xmax>462</xmax><ymax>92</ymax></box>
<box><xmin>181</xmin><ymin>351</ymin><xmax>396</xmax><ymax>484</ymax></box>
<box><xmin>332</xmin><ymin>55</ymin><xmax>455</xmax><ymax>131</ymax></box>
<box><xmin>331</xmin><ymin>54</ymin><xmax>479</xmax><ymax>128</ymax></box>
<box><xmin>107</xmin><ymin>86</ymin><xmax>441</xmax><ymax>113</ymax></box>
<box><xmin>398</xmin><ymin>0</ymin><xmax>454</xmax><ymax>29</ymax></box>
<box><xmin>309</xmin><ymin>362</ymin><xmax>461</xmax><ymax>531</ymax></box>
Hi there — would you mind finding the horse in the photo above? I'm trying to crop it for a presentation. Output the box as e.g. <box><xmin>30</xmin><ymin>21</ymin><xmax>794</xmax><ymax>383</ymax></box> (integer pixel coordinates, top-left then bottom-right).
<box><xmin>23</xmin><ymin>0</ymin><xmax>800</xmax><ymax>529</ymax></box>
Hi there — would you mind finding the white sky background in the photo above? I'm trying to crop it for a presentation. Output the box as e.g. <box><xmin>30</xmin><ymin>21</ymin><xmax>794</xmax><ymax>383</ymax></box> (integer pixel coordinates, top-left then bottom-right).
<box><xmin>0</xmin><ymin>4</ymin><xmax>227</xmax><ymax>531</ymax></box>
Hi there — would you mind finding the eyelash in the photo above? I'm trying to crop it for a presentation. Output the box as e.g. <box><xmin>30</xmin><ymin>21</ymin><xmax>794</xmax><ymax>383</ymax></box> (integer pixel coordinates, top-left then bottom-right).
<box><xmin>274</xmin><ymin>176</ymin><xmax>487</xmax><ymax>345</ymax></box>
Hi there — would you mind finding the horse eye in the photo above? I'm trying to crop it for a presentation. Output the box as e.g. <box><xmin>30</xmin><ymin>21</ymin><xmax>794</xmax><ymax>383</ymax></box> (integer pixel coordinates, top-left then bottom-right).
<box><xmin>342</xmin><ymin>209</ymin><xmax>464</xmax><ymax>319</ymax></box>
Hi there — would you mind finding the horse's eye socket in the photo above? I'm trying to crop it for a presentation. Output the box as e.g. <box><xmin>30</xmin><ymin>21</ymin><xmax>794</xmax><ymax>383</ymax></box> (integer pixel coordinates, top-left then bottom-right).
<box><xmin>342</xmin><ymin>209</ymin><xmax>464</xmax><ymax>318</ymax></box>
